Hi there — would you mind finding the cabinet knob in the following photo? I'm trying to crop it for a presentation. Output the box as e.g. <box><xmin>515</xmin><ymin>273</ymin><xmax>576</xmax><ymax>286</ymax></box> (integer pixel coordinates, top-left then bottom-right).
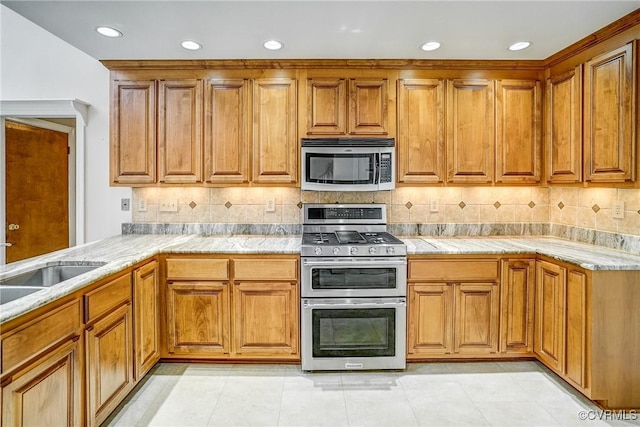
<box><xmin>8</xmin><ymin>224</ymin><xmax>19</xmax><ymax>231</ymax></box>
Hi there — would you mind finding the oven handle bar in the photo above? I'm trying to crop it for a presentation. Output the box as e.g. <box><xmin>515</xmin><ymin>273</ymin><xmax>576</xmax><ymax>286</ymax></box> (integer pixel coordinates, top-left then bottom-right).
<box><xmin>302</xmin><ymin>258</ymin><xmax>407</xmax><ymax>267</ymax></box>
<box><xmin>302</xmin><ymin>299</ymin><xmax>406</xmax><ymax>309</ymax></box>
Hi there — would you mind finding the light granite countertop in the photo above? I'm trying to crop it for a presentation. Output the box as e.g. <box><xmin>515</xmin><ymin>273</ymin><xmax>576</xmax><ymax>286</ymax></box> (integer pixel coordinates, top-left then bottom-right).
<box><xmin>1</xmin><ymin>234</ymin><xmax>639</xmax><ymax>324</ymax></box>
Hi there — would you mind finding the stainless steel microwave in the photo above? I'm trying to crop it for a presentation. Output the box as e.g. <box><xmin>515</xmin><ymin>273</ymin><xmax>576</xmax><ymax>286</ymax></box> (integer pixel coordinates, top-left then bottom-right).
<box><xmin>301</xmin><ymin>138</ymin><xmax>395</xmax><ymax>191</ymax></box>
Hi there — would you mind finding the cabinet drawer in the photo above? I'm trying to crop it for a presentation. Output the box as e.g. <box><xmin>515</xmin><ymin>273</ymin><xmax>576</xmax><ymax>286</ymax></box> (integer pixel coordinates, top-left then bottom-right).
<box><xmin>166</xmin><ymin>258</ymin><xmax>229</xmax><ymax>280</ymax></box>
<box><xmin>233</xmin><ymin>258</ymin><xmax>298</xmax><ymax>281</ymax></box>
<box><xmin>409</xmin><ymin>259</ymin><xmax>498</xmax><ymax>281</ymax></box>
<box><xmin>1</xmin><ymin>299</ymin><xmax>81</xmax><ymax>373</ymax></box>
<box><xmin>84</xmin><ymin>274</ymin><xmax>132</xmax><ymax>324</ymax></box>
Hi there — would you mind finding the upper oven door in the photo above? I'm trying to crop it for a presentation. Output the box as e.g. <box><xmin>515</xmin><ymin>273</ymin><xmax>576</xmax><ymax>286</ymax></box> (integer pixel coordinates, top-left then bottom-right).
<box><xmin>301</xmin><ymin>257</ymin><xmax>407</xmax><ymax>298</ymax></box>
<box><xmin>301</xmin><ymin>146</ymin><xmax>381</xmax><ymax>191</ymax></box>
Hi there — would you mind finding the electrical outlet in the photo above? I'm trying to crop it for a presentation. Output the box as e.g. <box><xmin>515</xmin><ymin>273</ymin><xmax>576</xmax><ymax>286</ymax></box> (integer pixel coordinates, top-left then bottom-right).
<box><xmin>159</xmin><ymin>200</ymin><xmax>178</xmax><ymax>212</ymax></box>
<box><xmin>121</xmin><ymin>198</ymin><xmax>130</xmax><ymax>211</ymax></box>
<box><xmin>429</xmin><ymin>199</ymin><xmax>439</xmax><ymax>213</ymax></box>
<box><xmin>613</xmin><ymin>201</ymin><xmax>625</xmax><ymax>219</ymax></box>
<box><xmin>266</xmin><ymin>198</ymin><xmax>276</xmax><ymax>213</ymax></box>
<box><xmin>138</xmin><ymin>198</ymin><xmax>147</xmax><ymax>212</ymax></box>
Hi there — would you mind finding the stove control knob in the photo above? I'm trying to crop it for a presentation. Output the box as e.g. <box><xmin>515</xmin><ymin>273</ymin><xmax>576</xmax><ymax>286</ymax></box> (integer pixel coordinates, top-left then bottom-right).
<box><xmin>314</xmin><ymin>247</ymin><xmax>322</xmax><ymax>255</ymax></box>
<box><xmin>369</xmin><ymin>246</ymin><xmax>377</xmax><ymax>254</ymax></box>
<box><xmin>350</xmin><ymin>247</ymin><xmax>358</xmax><ymax>255</ymax></box>
<box><xmin>386</xmin><ymin>246</ymin><xmax>395</xmax><ymax>254</ymax></box>
<box><xmin>333</xmin><ymin>247</ymin><xmax>341</xmax><ymax>255</ymax></box>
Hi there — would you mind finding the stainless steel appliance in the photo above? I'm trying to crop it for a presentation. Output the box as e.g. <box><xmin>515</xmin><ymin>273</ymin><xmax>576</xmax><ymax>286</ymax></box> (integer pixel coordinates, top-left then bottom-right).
<box><xmin>301</xmin><ymin>138</ymin><xmax>395</xmax><ymax>191</ymax></box>
<box><xmin>300</xmin><ymin>204</ymin><xmax>407</xmax><ymax>371</ymax></box>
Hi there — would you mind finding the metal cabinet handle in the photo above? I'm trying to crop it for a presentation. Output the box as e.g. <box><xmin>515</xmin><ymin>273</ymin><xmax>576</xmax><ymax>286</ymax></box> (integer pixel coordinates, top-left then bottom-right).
<box><xmin>8</xmin><ymin>224</ymin><xmax>19</xmax><ymax>231</ymax></box>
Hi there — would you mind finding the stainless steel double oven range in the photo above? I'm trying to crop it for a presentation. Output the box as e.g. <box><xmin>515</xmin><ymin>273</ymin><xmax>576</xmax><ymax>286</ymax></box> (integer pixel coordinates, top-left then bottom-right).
<box><xmin>300</xmin><ymin>204</ymin><xmax>407</xmax><ymax>371</ymax></box>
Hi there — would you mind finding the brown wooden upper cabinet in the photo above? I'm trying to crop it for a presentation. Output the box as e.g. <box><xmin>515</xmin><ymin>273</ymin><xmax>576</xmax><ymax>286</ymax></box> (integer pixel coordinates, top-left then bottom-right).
<box><xmin>446</xmin><ymin>79</ymin><xmax>495</xmax><ymax>184</ymax></box>
<box><xmin>397</xmin><ymin>79</ymin><xmax>445</xmax><ymax>184</ymax></box>
<box><xmin>110</xmin><ymin>80</ymin><xmax>156</xmax><ymax>185</ymax></box>
<box><xmin>306</xmin><ymin>77</ymin><xmax>388</xmax><ymax>135</ymax></box>
<box><xmin>584</xmin><ymin>43</ymin><xmax>636</xmax><ymax>183</ymax></box>
<box><xmin>546</xmin><ymin>66</ymin><xmax>583</xmax><ymax>183</ymax></box>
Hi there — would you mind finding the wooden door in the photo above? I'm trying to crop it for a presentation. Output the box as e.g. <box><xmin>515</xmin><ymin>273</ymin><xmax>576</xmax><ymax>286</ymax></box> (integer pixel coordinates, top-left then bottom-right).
<box><xmin>500</xmin><ymin>259</ymin><xmax>535</xmax><ymax>354</ymax></box>
<box><xmin>1</xmin><ymin>338</ymin><xmax>81</xmax><ymax>427</ymax></box>
<box><xmin>252</xmin><ymin>78</ymin><xmax>298</xmax><ymax>184</ymax></box>
<box><xmin>584</xmin><ymin>43</ymin><xmax>635</xmax><ymax>182</ymax></box>
<box><xmin>85</xmin><ymin>303</ymin><xmax>134</xmax><ymax>427</ymax></box>
<box><xmin>534</xmin><ymin>260</ymin><xmax>566</xmax><ymax>373</ymax></box>
<box><xmin>546</xmin><ymin>66</ymin><xmax>583</xmax><ymax>183</ymax></box>
<box><xmin>397</xmin><ymin>79</ymin><xmax>445</xmax><ymax>183</ymax></box>
<box><xmin>133</xmin><ymin>260</ymin><xmax>160</xmax><ymax>379</ymax></box>
<box><xmin>166</xmin><ymin>281</ymin><xmax>230</xmax><ymax>356</ymax></box>
<box><xmin>453</xmin><ymin>283</ymin><xmax>500</xmax><ymax>354</ymax></box>
<box><xmin>204</xmin><ymin>79</ymin><xmax>250</xmax><ymax>184</ymax></box>
<box><xmin>496</xmin><ymin>80</ymin><xmax>541</xmax><ymax>183</ymax></box>
<box><xmin>232</xmin><ymin>281</ymin><xmax>299</xmax><ymax>358</ymax></box>
<box><xmin>407</xmin><ymin>283</ymin><xmax>452</xmax><ymax>357</ymax></box>
<box><xmin>5</xmin><ymin>120</ymin><xmax>69</xmax><ymax>263</ymax></box>
<box><xmin>110</xmin><ymin>80</ymin><xmax>156</xmax><ymax>184</ymax></box>
<box><xmin>566</xmin><ymin>269</ymin><xmax>589</xmax><ymax>391</ymax></box>
<box><xmin>349</xmin><ymin>79</ymin><xmax>388</xmax><ymax>135</ymax></box>
<box><xmin>446</xmin><ymin>79</ymin><xmax>495</xmax><ymax>183</ymax></box>
<box><xmin>306</xmin><ymin>78</ymin><xmax>347</xmax><ymax>135</ymax></box>
<box><xmin>158</xmin><ymin>79</ymin><xmax>203</xmax><ymax>183</ymax></box>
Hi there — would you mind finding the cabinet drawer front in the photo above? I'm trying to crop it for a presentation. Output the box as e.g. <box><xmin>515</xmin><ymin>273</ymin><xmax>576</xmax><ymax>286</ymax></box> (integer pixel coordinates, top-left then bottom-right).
<box><xmin>1</xmin><ymin>300</ymin><xmax>81</xmax><ymax>373</ymax></box>
<box><xmin>84</xmin><ymin>274</ymin><xmax>132</xmax><ymax>324</ymax></box>
<box><xmin>233</xmin><ymin>259</ymin><xmax>298</xmax><ymax>281</ymax></box>
<box><xmin>166</xmin><ymin>258</ymin><xmax>229</xmax><ymax>280</ymax></box>
<box><xmin>409</xmin><ymin>259</ymin><xmax>498</xmax><ymax>281</ymax></box>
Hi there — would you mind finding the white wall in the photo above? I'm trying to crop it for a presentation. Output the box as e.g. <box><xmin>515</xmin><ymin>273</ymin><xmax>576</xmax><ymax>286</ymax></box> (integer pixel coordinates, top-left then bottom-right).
<box><xmin>0</xmin><ymin>5</ymin><xmax>131</xmax><ymax>242</ymax></box>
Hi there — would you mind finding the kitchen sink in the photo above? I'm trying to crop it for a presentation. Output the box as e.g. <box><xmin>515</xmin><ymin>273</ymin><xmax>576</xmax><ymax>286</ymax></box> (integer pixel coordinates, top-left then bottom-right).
<box><xmin>0</xmin><ymin>262</ymin><xmax>106</xmax><ymax>288</ymax></box>
<box><xmin>0</xmin><ymin>286</ymin><xmax>47</xmax><ymax>305</ymax></box>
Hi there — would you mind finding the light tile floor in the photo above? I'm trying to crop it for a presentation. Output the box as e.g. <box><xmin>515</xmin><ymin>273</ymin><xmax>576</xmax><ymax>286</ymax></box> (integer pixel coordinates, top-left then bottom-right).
<box><xmin>103</xmin><ymin>361</ymin><xmax>640</xmax><ymax>427</ymax></box>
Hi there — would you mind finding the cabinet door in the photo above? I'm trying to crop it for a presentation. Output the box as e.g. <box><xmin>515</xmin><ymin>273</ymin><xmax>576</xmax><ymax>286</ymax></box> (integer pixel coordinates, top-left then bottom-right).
<box><xmin>110</xmin><ymin>80</ymin><xmax>156</xmax><ymax>184</ymax></box>
<box><xmin>546</xmin><ymin>66</ymin><xmax>583</xmax><ymax>183</ymax></box>
<box><xmin>453</xmin><ymin>283</ymin><xmax>500</xmax><ymax>354</ymax></box>
<box><xmin>584</xmin><ymin>43</ymin><xmax>636</xmax><ymax>182</ymax></box>
<box><xmin>496</xmin><ymin>80</ymin><xmax>541</xmax><ymax>183</ymax></box>
<box><xmin>1</xmin><ymin>338</ymin><xmax>81</xmax><ymax>427</ymax></box>
<box><xmin>566</xmin><ymin>269</ymin><xmax>589</xmax><ymax>391</ymax></box>
<box><xmin>349</xmin><ymin>79</ymin><xmax>388</xmax><ymax>135</ymax></box>
<box><xmin>232</xmin><ymin>281</ymin><xmax>299</xmax><ymax>358</ymax></box>
<box><xmin>134</xmin><ymin>261</ymin><xmax>160</xmax><ymax>379</ymax></box>
<box><xmin>204</xmin><ymin>79</ymin><xmax>250</xmax><ymax>184</ymax></box>
<box><xmin>253</xmin><ymin>78</ymin><xmax>298</xmax><ymax>184</ymax></box>
<box><xmin>534</xmin><ymin>260</ymin><xmax>566</xmax><ymax>373</ymax></box>
<box><xmin>446</xmin><ymin>79</ymin><xmax>495</xmax><ymax>183</ymax></box>
<box><xmin>158</xmin><ymin>79</ymin><xmax>203</xmax><ymax>183</ymax></box>
<box><xmin>166</xmin><ymin>281</ymin><xmax>230</xmax><ymax>356</ymax></box>
<box><xmin>85</xmin><ymin>303</ymin><xmax>134</xmax><ymax>427</ymax></box>
<box><xmin>306</xmin><ymin>78</ymin><xmax>347</xmax><ymax>135</ymax></box>
<box><xmin>500</xmin><ymin>259</ymin><xmax>535</xmax><ymax>354</ymax></box>
<box><xmin>397</xmin><ymin>79</ymin><xmax>445</xmax><ymax>183</ymax></box>
<box><xmin>407</xmin><ymin>283</ymin><xmax>452</xmax><ymax>357</ymax></box>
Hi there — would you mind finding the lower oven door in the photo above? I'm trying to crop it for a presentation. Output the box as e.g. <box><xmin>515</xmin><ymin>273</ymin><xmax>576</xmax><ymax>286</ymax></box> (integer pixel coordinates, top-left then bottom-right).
<box><xmin>301</xmin><ymin>297</ymin><xmax>406</xmax><ymax>371</ymax></box>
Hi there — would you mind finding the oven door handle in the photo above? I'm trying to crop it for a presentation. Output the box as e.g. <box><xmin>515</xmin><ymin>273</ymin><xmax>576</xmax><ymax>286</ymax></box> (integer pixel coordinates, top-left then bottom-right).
<box><xmin>302</xmin><ymin>259</ymin><xmax>407</xmax><ymax>267</ymax></box>
<box><xmin>302</xmin><ymin>300</ymin><xmax>406</xmax><ymax>309</ymax></box>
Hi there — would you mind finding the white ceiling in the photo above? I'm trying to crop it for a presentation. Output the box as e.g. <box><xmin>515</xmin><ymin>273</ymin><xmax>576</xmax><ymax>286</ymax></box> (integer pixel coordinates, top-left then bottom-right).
<box><xmin>2</xmin><ymin>0</ymin><xmax>640</xmax><ymax>61</ymax></box>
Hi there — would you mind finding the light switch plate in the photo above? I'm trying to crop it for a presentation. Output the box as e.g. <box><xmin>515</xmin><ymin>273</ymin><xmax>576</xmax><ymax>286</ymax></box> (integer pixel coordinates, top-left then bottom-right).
<box><xmin>121</xmin><ymin>198</ymin><xmax>130</xmax><ymax>211</ymax></box>
<box><xmin>159</xmin><ymin>200</ymin><xmax>178</xmax><ymax>212</ymax></box>
<box><xmin>138</xmin><ymin>198</ymin><xmax>147</xmax><ymax>212</ymax></box>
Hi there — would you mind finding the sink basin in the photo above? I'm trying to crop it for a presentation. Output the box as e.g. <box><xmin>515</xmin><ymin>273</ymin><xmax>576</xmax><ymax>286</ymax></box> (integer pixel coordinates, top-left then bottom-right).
<box><xmin>0</xmin><ymin>286</ymin><xmax>46</xmax><ymax>305</ymax></box>
<box><xmin>0</xmin><ymin>263</ymin><xmax>106</xmax><ymax>287</ymax></box>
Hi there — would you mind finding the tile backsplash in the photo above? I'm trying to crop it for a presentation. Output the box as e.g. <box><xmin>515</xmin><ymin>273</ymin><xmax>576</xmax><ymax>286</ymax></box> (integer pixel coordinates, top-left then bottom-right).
<box><xmin>132</xmin><ymin>186</ymin><xmax>640</xmax><ymax>236</ymax></box>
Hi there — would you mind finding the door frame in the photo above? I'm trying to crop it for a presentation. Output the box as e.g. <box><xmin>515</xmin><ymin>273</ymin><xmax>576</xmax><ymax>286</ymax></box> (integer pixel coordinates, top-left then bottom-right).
<box><xmin>0</xmin><ymin>99</ymin><xmax>89</xmax><ymax>265</ymax></box>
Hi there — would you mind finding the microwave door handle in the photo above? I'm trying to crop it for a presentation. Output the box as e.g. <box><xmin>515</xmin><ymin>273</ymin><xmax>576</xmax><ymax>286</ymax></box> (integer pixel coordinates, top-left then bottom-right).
<box><xmin>374</xmin><ymin>153</ymin><xmax>380</xmax><ymax>184</ymax></box>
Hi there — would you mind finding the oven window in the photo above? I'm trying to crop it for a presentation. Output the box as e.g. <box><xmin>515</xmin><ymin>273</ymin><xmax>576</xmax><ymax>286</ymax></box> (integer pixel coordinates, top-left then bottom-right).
<box><xmin>306</xmin><ymin>153</ymin><xmax>375</xmax><ymax>184</ymax></box>
<box><xmin>312</xmin><ymin>308</ymin><xmax>395</xmax><ymax>357</ymax></box>
<box><xmin>312</xmin><ymin>268</ymin><xmax>397</xmax><ymax>290</ymax></box>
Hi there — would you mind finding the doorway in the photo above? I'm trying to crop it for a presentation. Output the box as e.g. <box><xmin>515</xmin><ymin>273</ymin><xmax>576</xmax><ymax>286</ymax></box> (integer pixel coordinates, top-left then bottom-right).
<box><xmin>4</xmin><ymin>119</ymin><xmax>75</xmax><ymax>262</ymax></box>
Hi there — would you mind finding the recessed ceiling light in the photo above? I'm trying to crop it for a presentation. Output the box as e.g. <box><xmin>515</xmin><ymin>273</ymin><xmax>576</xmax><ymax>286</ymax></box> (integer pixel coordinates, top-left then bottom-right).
<box><xmin>96</xmin><ymin>26</ymin><xmax>122</xmax><ymax>38</ymax></box>
<box><xmin>263</xmin><ymin>40</ymin><xmax>284</xmax><ymax>51</ymax></box>
<box><xmin>508</xmin><ymin>41</ymin><xmax>531</xmax><ymax>51</ymax></box>
<box><xmin>420</xmin><ymin>41</ymin><xmax>441</xmax><ymax>52</ymax></box>
<box><xmin>181</xmin><ymin>40</ymin><xmax>202</xmax><ymax>51</ymax></box>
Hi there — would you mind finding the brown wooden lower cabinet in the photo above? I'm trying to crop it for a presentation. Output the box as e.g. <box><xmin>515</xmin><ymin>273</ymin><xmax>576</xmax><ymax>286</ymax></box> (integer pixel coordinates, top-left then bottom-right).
<box><xmin>164</xmin><ymin>255</ymin><xmax>300</xmax><ymax>360</ymax></box>
<box><xmin>534</xmin><ymin>260</ymin><xmax>566</xmax><ymax>373</ymax></box>
<box><xmin>500</xmin><ymin>259</ymin><xmax>535</xmax><ymax>354</ymax></box>
<box><xmin>133</xmin><ymin>261</ymin><xmax>161</xmax><ymax>379</ymax></box>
